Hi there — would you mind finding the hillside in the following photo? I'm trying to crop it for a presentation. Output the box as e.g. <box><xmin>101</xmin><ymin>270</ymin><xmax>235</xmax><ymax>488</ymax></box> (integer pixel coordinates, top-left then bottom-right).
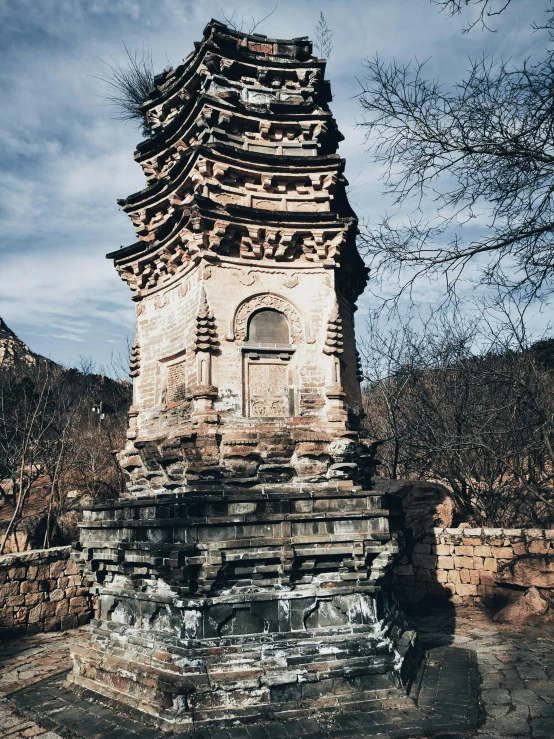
<box><xmin>0</xmin><ymin>317</ymin><xmax>59</xmax><ymax>369</ymax></box>
<box><xmin>0</xmin><ymin>318</ymin><xmax>131</xmax><ymax>553</ymax></box>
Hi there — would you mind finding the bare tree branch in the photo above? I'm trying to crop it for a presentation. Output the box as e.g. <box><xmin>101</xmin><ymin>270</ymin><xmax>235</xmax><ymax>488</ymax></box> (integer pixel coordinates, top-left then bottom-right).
<box><xmin>358</xmin><ymin>47</ymin><xmax>554</xmax><ymax>305</ymax></box>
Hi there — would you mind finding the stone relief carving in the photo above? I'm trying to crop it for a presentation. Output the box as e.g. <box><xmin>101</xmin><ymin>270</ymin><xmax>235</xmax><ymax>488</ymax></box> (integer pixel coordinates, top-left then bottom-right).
<box><xmin>235</xmin><ymin>270</ymin><xmax>257</xmax><ymax>286</ymax></box>
<box><xmin>249</xmin><ymin>364</ymin><xmax>289</xmax><ymax>418</ymax></box>
<box><xmin>283</xmin><ymin>274</ymin><xmax>299</xmax><ymax>289</ymax></box>
<box><xmin>231</xmin><ymin>293</ymin><xmax>304</xmax><ymax>343</ymax></box>
<box><xmin>154</xmin><ymin>293</ymin><xmax>168</xmax><ymax>309</ymax></box>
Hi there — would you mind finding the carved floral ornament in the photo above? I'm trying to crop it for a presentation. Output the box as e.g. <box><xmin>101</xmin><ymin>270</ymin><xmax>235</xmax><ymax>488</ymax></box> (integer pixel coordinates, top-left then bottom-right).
<box><xmin>228</xmin><ymin>293</ymin><xmax>307</xmax><ymax>343</ymax></box>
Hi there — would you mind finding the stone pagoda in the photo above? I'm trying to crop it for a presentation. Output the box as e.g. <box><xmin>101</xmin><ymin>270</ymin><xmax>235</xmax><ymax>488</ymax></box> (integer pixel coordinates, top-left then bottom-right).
<box><xmin>69</xmin><ymin>20</ymin><xmax>418</xmax><ymax>730</ymax></box>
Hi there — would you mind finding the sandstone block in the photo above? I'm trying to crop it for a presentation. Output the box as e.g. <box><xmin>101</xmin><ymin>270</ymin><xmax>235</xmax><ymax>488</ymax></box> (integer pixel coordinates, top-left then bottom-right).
<box><xmin>469</xmin><ymin>570</ymin><xmax>480</xmax><ymax>585</ymax></box>
<box><xmin>437</xmin><ymin>556</ymin><xmax>454</xmax><ymax>570</ymax></box>
<box><xmin>479</xmin><ymin>571</ymin><xmax>495</xmax><ymax>585</ymax></box>
<box><xmin>41</xmin><ymin>602</ymin><xmax>57</xmax><ymax>618</ymax></box>
<box><xmin>474</xmin><ymin>545</ymin><xmax>492</xmax><ymax>557</ymax></box>
<box><xmin>70</xmin><ymin>596</ymin><xmax>88</xmax><ymax>609</ymax></box>
<box><xmin>525</xmin><ymin>529</ymin><xmax>545</xmax><ymax>539</ymax></box>
<box><xmin>456</xmin><ymin>582</ymin><xmax>478</xmax><ymax>596</ymax></box>
<box><xmin>455</xmin><ymin>545</ymin><xmax>474</xmax><ymax>556</ymax></box>
<box><xmin>492</xmin><ymin>547</ymin><xmax>513</xmax><ymax>558</ymax></box>
<box><xmin>55</xmin><ymin>599</ymin><xmax>68</xmax><ymax>616</ymax></box>
<box><xmin>435</xmin><ymin>544</ymin><xmax>452</xmax><ymax>556</ymax></box>
<box><xmin>6</xmin><ymin>595</ymin><xmax>25</xmax><ymax>606</ymax></box>
<box><xmin>528</xmin><ymin>540</ymin><xmax>549</xmax><ymax>555</ymax></box>
<box><xmin>453</xmin><ymin>555</ymin><xmax>473</xmax><ymax>569</ymax></box>
<box><xmin>484</xmin><ymin>558</ymin><xmax>498</xmax><ymax>572</ymax></box>
<box><xmin>8</xmin><ymin>567</ymin><xmax>26</xmax><ymax>580</ymax></box>
<box><xmin>61</xmin><ymin>614</ymin><xmax>78</xmax><ymax>630</ymax></box>
<box><xmin>21</xmin><ymin>581</ymin><xmax>39</xmax><ymax>594</ymax></box>
<box><xmin>28</xmin><ymin>605</ymin><xmax>42</xmax><ymax>624</ymax></box>
<box><xmin>460</xmin><ymin>569</ymin><xmax>471</xmax><ymax>583</ymax></box>
<box><xmin>448</xmin><ymin>570</ymin><xmax>461</xmax><ymax>584</ymax></box>
<box><xmin>44</xmin><ymin>617</ymin><xmax>60</xmax><ymax>632</ymax></box>
<box><xmin>25</xmin><ymin>593</ymin><xmax>42</xmax><ymax>606</ymax></box>
<box><xmin>1</xmin><ymin>582</ymin><xmax>20</xmax><ymax>598</ymax></box>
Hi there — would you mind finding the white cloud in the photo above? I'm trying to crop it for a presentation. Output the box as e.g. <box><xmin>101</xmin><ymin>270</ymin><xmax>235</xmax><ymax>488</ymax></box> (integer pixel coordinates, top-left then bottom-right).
<box><xmin>0</xmin><ymin>0</ymin><xmax>549</xmax><ymax>370</ymax></box>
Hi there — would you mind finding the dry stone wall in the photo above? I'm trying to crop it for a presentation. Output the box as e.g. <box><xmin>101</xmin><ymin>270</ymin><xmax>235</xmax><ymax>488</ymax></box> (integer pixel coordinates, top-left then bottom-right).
<box><xmin>0</xmin><ymin>546</ymin><xmax>93</xmax><ymax>639</ymax></box>
<box><xmin>394</xmin><ymin>527</ymin><xmax>554</xmax><ymax>603</ymax></box>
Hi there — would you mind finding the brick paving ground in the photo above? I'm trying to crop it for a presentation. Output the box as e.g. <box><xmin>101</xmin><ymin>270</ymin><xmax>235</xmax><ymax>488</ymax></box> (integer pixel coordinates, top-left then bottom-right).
<box><xmin>1</xmin><ymin>603</ymin><xmax>553</xmax><ymax>738</ymax></box>
<box><xmin>414</xmin><ymin>602</ymin><xmax>554</xmax><ymax>738</ymax></box>
<box><xmin>0</xmin><ymin>629</ymin><xmax>89</xmax><ymax>739</ymax></box>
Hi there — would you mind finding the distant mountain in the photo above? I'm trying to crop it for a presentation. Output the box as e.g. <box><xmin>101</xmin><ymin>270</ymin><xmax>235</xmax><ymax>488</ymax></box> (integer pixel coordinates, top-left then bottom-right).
<box><xmin>0</xmin><ymin>317</ymin><xmax>60</xmax><ymax>369</ymax></box>
<box><xmin>0</xmin><ymin>316</ymin><xmax>130</xmax><ymax>413</ymax></box>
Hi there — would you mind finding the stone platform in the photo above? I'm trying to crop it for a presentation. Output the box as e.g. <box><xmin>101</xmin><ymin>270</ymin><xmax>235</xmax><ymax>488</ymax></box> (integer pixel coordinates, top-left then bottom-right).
<box><xmin>9</xmin><ymin>645</ymin><xmax>476</xmax><ymax>738</ymax></box>
<box><xmin>5</xmin><ymin>598</ymin><xmax>554</xmax><ymax>739</ymax></box>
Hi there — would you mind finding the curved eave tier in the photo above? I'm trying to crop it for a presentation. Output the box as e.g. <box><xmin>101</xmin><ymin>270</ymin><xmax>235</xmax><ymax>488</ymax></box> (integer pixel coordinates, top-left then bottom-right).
<box><xmin>134</xmin><ymin>89</ymin><xmax>342</xmax><ymax>171</ymax></box>
<box><xmin>139</xmin><ymin>19</ymin><xmax>325</xmax><ymax>128</ymax></box>
<box><xmin>121</xmin><ymin>145</ymin><xmax>347</xmax><ymax>211</ymax></box>
<box><xmin>118</xmin><ymin>145</ymin><xmax>356</xmax><ymax>241</ymax></box>
<box><xmin>107</xmin><ymin>197</ymin><xmax>367</xmax><ymax>302</ymax></box>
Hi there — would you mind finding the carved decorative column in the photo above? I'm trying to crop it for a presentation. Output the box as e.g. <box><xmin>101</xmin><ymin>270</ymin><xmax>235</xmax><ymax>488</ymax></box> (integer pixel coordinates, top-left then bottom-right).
<box><xmin>191</xmin><ymin>284</ymin><xmax>218</xmax><ymax>424</ymax></box>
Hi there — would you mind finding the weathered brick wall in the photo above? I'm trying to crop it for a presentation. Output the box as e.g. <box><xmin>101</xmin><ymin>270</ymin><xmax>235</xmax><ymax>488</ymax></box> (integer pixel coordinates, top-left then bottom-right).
<box><xmin>0</xmin><ymin>546</ymin><xmax>92</xmax><ymax>639</ymax></box>
<box><xmin>394</xmin><ymin>527</ymin><xmax>554</xmax><ymax>603</ymax></box>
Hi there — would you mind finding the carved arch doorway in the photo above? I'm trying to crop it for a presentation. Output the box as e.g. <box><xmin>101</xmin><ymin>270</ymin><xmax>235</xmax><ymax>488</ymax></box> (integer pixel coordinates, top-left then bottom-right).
<box><xmin>242</xmin><ymin>308</ymin><xmax>296</xmax><ymax>418</ymax></box>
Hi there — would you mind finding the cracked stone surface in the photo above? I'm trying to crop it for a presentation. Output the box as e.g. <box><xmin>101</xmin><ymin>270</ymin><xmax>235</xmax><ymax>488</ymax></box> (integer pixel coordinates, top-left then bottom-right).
<box><xmin>1</xmin><ymin>601</ymin><xmax>553</xmax><ymax>738</ymax></box>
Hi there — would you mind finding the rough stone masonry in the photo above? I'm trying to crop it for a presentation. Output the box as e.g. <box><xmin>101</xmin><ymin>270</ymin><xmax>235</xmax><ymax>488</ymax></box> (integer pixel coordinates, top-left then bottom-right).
<box><xmin>67</xmin><ymin>20</ymin><xmax>419</xmax><ymax>731</ymax></box>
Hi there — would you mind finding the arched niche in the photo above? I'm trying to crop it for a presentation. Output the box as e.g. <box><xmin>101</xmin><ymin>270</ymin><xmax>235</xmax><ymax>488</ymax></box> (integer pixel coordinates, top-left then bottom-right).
<box><xmin>247</xmin><ymin>309</ymin><xmax>290</xmax><ymax>345</ymax></box>
<box><xmin>228</xmin><ymin>293</ymin><xmax>305</xmax><ymax>343</ymax></box>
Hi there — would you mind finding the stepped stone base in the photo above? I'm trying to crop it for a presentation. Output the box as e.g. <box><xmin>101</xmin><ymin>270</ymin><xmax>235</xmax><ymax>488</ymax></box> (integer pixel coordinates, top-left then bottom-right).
<box><xmin>67</xmin><ymin>482</ymin><xmax>420</xmax><ymax>731</ymax></box>
<box><xmin>68</xmin><ymin>602</ymin><xmax>418</xmax><ymax>730</ymax></box>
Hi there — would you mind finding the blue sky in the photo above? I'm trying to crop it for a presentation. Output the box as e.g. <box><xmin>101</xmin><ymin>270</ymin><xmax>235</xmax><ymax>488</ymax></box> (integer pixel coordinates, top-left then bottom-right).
<box><xmin>0</xmin><ymin>0</ymin><xmax>548</xmax><ymax>372</ymax></box>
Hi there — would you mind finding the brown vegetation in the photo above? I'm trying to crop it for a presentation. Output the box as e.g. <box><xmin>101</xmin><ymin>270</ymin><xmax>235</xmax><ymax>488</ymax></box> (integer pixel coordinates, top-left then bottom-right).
<box><xmin>360</xmin><ymin>311</ymin><xmax>554</xmax><ymax>528</ymax></box>
<box><xmin>0</xmin><ymin>322</ymin><xmax>131</xmax><ymax>554</ymax></box>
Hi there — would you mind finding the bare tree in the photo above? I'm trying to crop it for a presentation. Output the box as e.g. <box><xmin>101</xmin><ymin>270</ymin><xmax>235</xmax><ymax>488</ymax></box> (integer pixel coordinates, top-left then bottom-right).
<box><xmin>0</xmin><ymin>364</ymin><xmax>60</xmax><ymax>553</ymax></box>
<box><xmin>361</xmin><ymin>305</ymin><xmax>554</xmax><ymax>527</ymax></box>
<box><xmin>433</xmin><ymin>0</ymin><xmax>514</xmax><ymax>33</ymax></box>
<box><xmin>314</xmin><ymin>12</ymin><xmax>333</xmax><ymax>60</ymax></box>
<box><xmin>0</xmin><ymin>361</ymin><xmax>131</xmax><ymax>553</ymax></box>
<box><xmin>357</xmin><ymin>2</ymin><xmax>554</xmax><ymax>307</ymax></box>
